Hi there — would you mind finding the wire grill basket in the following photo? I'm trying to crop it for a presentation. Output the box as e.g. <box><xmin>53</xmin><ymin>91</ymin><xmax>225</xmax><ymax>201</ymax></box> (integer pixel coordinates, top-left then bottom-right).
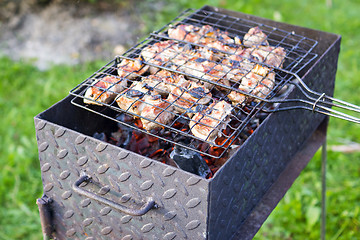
<box><xmin>69</xmin><ymin>8</ymin><xmax>322</xmax><ymax>158</ymax></box>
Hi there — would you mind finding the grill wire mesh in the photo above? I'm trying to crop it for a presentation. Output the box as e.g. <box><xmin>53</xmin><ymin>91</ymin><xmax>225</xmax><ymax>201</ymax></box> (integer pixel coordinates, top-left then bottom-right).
<box><xmin>69</xmin><ymin>8</ymin><xmax>318</xmax><ymax>159</ymax></box>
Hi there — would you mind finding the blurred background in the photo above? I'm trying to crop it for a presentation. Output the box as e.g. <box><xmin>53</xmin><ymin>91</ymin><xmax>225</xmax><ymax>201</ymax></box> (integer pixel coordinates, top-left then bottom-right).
<box><xmin>0</xmin><ymin>0</ymin><xmax>359</xmax><ymax>239</ymax></box>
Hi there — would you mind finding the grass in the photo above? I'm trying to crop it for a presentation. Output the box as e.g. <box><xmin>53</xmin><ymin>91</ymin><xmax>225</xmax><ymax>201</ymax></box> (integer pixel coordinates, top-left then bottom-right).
<box><xmin>0</xmin><ymin>0</ymin><xmax>359</xmax><ymax>239</ymax></box>
<box><xmin>0</xmin><ymin>58</ymin><xmax>107</xmax><ymax>239</ymax></box>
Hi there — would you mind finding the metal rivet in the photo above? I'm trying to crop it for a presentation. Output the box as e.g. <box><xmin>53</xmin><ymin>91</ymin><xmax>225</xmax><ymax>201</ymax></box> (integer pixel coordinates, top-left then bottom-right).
<box><xmin>233</xmin><ymin>183</ymin><xmax>241</xmax><ymax>193</ymax></box>
<box><xmin>100</xmin><ymin>207</ymin><xmax>112</xmax><ymax>216</ymax></box>
<box><xmin>39</xmin><ymin>142</ymin><xmax>49</xmax><ymax>152</ymax></box>
<box><xmin>97</xmin><ymin>164</ymin><xmax>109</xmax><ymax>174</ymax></box>
<box><xmin>120</xmin><ymin>194</ymin><xmax>131</xmax><ymax>203</ymax></box>
<box><xmin>83</xmin><ymin>218</ymin><xmax>94</xmax><ymax>227</ymax></box>
<box><xmin>55</xmin><ymin>128</ymin><xmax>66</xmax><ymax>137</ymax></box>
<box><xmin>141</xmin><ymin>223</ymin><xmax>154</xmax><ymax>233</ymax></box>
<box><xmin>186</xmin><ymin>177</ymin><xmax>201</xmax><ymax>186</ymax></box>
<box><xmin>80</xmin><ymin>198</ymin><xmax>91</xmax><ymax>208</ymax></box>
<box><xmin>163</xmin><ymin>211</ymin><xmax>176</xmax><ymax>221</ymax></box>
<box><xmin>101</xmin><ymin>226</ymin><xmax>113</xmax><ymax>235</ymax></box>
<box><xmin>163</xmin><ymin>189</ymin><xmax>177</xmax><ymax>199</ymax></box>
<box><xmin>98</xmin><ymin>186</ymin><xmax>110</xmax><ymax>195</ymax></box>
<box><xmin>186</xmin><ymin>198</ymin><xmax>201</xmax><ymax>208</ymax></box>
<box><xmin>118</xmin><ymin>172</ymin><xmax>131</xmax><ymax>182</ymax></box>
<box><xmin>57</xmin><ymin>149</ymin><xmax>68</xmax><ymax>159</ymax></box>
<box><xmin>140</xmin><ymin>180</ymin><xmax>153</xmax><ymax>191</ymax></box>
<box><xmin>232</xmin><ymin>204</ymin><xmax>239</xmax><ymax>213</ymax></box>
<box><xmin>220</xmin><ymin>219</ymin><xmax>227</xmax><ymax>228</ymax></box>
<box><xmin>59</xmin><ymin>170</ymin><xmax>70</xmax><ymax>180</ymax></box>
<box><xmin>64</xmin><ymin>210</ymin><xmax>74</xmax><ymax>219</ymax></box>
<box><xmin>35</xmin><ymin>120</ymin><xmax>46</xmax><ymax>130</ymax></box>
<box><xmin>185</xmin><ymin>220</ymin><xmax>201</xmax><ymax>230</ymax></box>
<box><xmin>96</xmin><ymin>143</ymin><xmax>107</xmax><ymax>152</ymax></box>
<box><xmin>162</xmin><ymin>167</ymin><xmax>176</xmax><ymax>177</ymax></box>
<box><xmin>77</xmin><ymin>156</ymin><xmax>88</xmax><ymax>166</ymax></box>
<box><xmin>163</xmin><ymin>232</ymin><xmax>176</xmax><ymax>240</ymax></box>
<box><xmin>66</xmin><ymin>228</ymin><xmax>76</xmax><ymax>237</ymax></box>
<box><xmin>44</xmin><ymin>183</ymin><xmax>53</xmax><ymax>192</ymax></box>
<box><xmin>118</xmin><ymin>151</ymin><xmax>129</xmax><ymax>160</ymax></box>
<box><xmin>140</xmin><ymin>159</ymin><xmax>152</xmax><ymax>168</ymax></box>
<box><xmin>75</xmin><ymin>135</ymin><xmax>86</xmax><ymax>145</ymax></box>
<box><xmin>61</xmin><ymin>190</ymin><xmax>72</xmax><ymax>200</ymax></box>
<box><xmin>223</xmin><ymin>175</ymin><xmax>230</xmax><ymax>185</ymax></box>
<box><xmin>120</xmin><ymin>215</ymin><xmax>132</xmax><ymax>224</ymax></box>
<box><xmin>235</xmin><ymin>161</ymin><xmax>242</xmax><ymax>171</ymax></box>
<box><xmin>121</xmin><ymin>235</ymin><xmax>133</xmax><ymax>240</ymax></box>
<box><xmin>41</xmin><ymin>163</ymin><xmax>51</xmax><ymax>172</ymax></box>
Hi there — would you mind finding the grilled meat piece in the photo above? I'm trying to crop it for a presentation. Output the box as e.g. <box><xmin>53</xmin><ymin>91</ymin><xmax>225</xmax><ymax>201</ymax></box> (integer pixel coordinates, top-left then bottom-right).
<box><xmin>179</xmin><ymin>58</ymin><xmax>231</xmax><ymax>90</ymax></box>
<box><xmin>167</xmin><ymin>78</ymin><xmax>212</xmax><ymax>116</ymax></box>
<box><xmin>223</xmin><ymin>45</ymin><xmax>285</xmax><ymax>87</ymax></box>
<box><xmin>228</xmin><ymin>66</ymin><xmax>275</xmax><ymax>105</ymax></box>
<box><xmin>222</xmin><ymin>48</ymin><xmax>256</xmax><ymax>83</ymax></box>
<box><xmin>141</xmin><ymin>39</ymin><xmax>216</xmax><ymax>70</ymax></box>
<box><xmin>168</xmin><ymin>24</ymin><xmax>202</xmax><ymax>43</ymax></box>
<box><xmin>84</xmin><ymin>75</ymin><xmax>125</xmax><ymax>105</ymax></box>
<box><xmin>141</xmin><ymin>40</ymin><xmax>185</xmax><ymax>73</ymax></box>
<box><xmin>227</xmin><ymin>90</ymin><xmax>247</xmax><ymax>106</ymax></box>
<box><xmin>243</xmin><ymin>26</ymin><xmax>269</xmax><ymax>47</ymax></box>
<box><xmin>189</xmin><ymin>100</ymin><xmax>232</xmax><ymax>142</ymax></box>
<box><xmin>249</xmin><ymin>46</ymin><xmax>286</xmax><ymax>68</ymax></box>
<box><xmin>140</xmin><ymin>94</ymin><xmax>174</xmax><ymax>131</ymax></box>
<box><xmin>247</xmin><ymin>71</ymin><xmax>275</xmax><ymax>99</ymax></box>
<box><xmin>198</xmin><ymin>25</ymin><xmax>242</xmax><ymax>54</ymax></box>
<box><xmin>243</xmin><ymin>27</ymin><xmax>286</xmax><ymax>67</ymax></box>
<box><xmin>141</xmin><ymin>70</ymin><xmax>185</xmax><ymax>96</ymax></box>
<box><xmin>168</xmin><ymin>24</ymin><xmax>242</xmax><ymax>54</ymax></box>
<box><xmin>116</xmin><ymin>81</ymin><xmax>154</xmax><ymax>115</ymax></box>
<box><xmin>117</xmin><ymin>57</ymin><xmax>149</xmax><ymax>79</ymax></box>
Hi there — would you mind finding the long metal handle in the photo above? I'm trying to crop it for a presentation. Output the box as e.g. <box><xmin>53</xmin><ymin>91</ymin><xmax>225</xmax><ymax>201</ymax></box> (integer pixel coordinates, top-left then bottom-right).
<box><xmin>72</xmin><ymin>175</ymin><xmax>156</xmax><ymax>216</ymax></box>
<box><xmin>264</xmin><ymin>73</ymin><xmax>360</xmax><ymax>124</ymax></box>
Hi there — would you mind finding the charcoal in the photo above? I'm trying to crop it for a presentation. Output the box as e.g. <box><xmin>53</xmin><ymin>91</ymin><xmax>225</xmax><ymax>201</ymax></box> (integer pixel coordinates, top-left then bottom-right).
<box><xmin>93</xmin><ymin>132</ymin><xmax>107</xmax><ymax>142</ymax></box>
<box><xmin>170</xmin><ymin>145</ymin><xmax>211</xmax><ymax>178</ymax></box>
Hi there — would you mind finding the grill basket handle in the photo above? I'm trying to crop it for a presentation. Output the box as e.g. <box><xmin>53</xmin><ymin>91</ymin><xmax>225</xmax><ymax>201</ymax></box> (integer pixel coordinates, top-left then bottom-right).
<box><xmin>72</xmin><ymin>175</ymin><xmax>156</xmax><ymax>216</ymax></box>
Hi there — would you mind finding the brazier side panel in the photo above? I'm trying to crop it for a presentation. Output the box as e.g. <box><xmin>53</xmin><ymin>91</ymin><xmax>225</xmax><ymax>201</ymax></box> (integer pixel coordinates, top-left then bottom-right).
<box><xmin>35</xmin><ymin>118</ymin><xmax>209</xmax><ymax>240</ymax></box>
<box><xmin>207</xmin><ymin>8</ymin><xmax>341</xmax><ymax>240</ymax></box>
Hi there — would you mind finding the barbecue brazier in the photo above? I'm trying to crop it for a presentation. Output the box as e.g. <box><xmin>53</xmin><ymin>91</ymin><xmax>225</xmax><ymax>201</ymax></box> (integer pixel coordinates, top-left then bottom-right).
<box><xmin>35</xmin><ymin>5</ymin><xmax>341</xmax><ymax>240</ymax></box>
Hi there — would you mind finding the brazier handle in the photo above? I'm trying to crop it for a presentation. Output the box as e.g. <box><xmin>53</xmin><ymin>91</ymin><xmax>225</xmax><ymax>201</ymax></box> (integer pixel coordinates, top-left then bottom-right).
<box><xmin>72</xmin><ymin>175</ymin><xmax>156</xmax><ymax>216</ymax></box>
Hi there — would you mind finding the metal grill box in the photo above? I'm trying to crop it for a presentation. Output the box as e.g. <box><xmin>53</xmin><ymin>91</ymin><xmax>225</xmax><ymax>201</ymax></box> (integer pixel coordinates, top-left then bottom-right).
<box><xmin>35</xmin><ymin>6</ymin><xmax>341</xmax><ymax>240</ymax></box>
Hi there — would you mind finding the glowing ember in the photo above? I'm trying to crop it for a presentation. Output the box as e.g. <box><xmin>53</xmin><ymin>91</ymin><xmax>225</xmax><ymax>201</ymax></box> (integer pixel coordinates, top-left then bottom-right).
<box><xmin>102</xmin><ymin>111</ymin><xmax>264</xmax><ymax>178</ymax></box>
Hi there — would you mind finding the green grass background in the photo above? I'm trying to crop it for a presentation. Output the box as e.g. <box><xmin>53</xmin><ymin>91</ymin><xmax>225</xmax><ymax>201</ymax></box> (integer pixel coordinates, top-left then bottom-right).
<box><xmin>1</xmin><ymin>0</ymin><xmax>359</xmax><ymax>239</ymax></box>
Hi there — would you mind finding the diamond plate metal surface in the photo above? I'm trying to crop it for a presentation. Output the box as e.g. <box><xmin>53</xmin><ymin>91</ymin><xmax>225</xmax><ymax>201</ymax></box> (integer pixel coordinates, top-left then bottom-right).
<box><xmin>36</xmin><ymin>119</ymin><xmax>208</xmax><ymax>240</ymax></box>
<box><xmin>208</xmin><ymin>29</ymin><xmax>340</xmax><ymax>240</ymax></box>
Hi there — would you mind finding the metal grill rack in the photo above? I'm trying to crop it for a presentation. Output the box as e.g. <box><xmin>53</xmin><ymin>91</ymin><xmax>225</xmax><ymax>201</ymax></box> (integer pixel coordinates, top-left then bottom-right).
<box><xmin>154</xmin><ymin>8</ymin><xmax>318</xmax><ymax>74</ymax></box>
<box><xmin>69</xmin><ymin>8</ymin><xmax>319</xmax><ymax>159</ymax></box>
